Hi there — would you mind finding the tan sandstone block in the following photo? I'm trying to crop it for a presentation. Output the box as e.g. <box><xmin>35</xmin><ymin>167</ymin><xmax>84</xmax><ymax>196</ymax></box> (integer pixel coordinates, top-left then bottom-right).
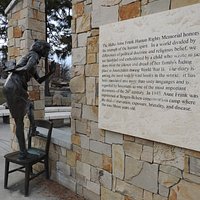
<box><xmin>102</xmin><ymin>155</ymin><xmax>112</xmax><ymax>173</ymax></box>
<box><xmin>119</xmin><ymin>2</ymin><xmax>141</xmax><ymax>20</ymax></box>
<box><xmin>171</xmin><ymin>0</ymin><xmax>200</xmax><ymax>9</ymax></box>
<box><xmin>28</xmin><ymin>90</ymin><xmax>40</xmax><ymax>101</ymax></box>
<box><xmin>76</xmin><ymin>14</ymin><xmax>91</xmax><ymax>33</ymax></box>
<box><xmin>169</xmin><ymin>180</ymin><xmax>200</xmax><ymax>200</ymax></box>
<box><xmin>101</xmin><ymin>187</ymin><xmax>124</xmax><ymax>200</ymax></box>
<box><xmin>112</xmin><ymin>144</ymin><xmax>124</xmax><ymax>179</ymax></box>
<box><xmin>70</xmin><ymin>75</ymin><xmax>85</xmax><ymax>93</ymax></box>
<box><xmin>13</xmin><ymin>11</ymin><xmax>21</xmax><ymax>20</ymax></box>
<box><xmin>71</xmin><ymin>134</ymin><xmax>81</xmax><ymax>145</ymax></box>
<box><xmin>74</xmin><ymin>2</ymin><xmax>84</xmax><ymax>17</ymax></box>
<box><xmin>87</xmin><ymin>36</ymin><xmax>99</xmax><ymax>53</ymax></box>
<box><xmin>67</xmin><ymin>150</ymin><xmax>77</xmax><ymax>167</ymax></box>
<box><xmin>9</xmin><ymin>47</ymin><xmax>20</xmax><ymax>57</ymax></box>
<box><xmin>87</xmin><ymin>53</ymin><xmax>96</xmax><ymax>64</ymax></box>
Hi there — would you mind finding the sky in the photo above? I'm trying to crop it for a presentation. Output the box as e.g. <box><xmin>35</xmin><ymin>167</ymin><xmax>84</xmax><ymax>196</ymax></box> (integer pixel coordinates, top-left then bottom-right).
<box><xmin>0</xmin><ymin>39</ymin><xmax>6</xmax><ymax>46</ymax></box>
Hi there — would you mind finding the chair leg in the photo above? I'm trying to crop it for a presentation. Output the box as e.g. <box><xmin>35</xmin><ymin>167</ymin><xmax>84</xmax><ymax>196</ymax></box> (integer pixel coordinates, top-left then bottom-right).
<box><xmin>44</xmin><ymin>158</ymin><xmax>49</xmax><ymax>179</ymax></box>
<box><xmin>24</xmin><ymin>165</ymin><xmax>30</xmax><ymax>197</ymax></box>
<box><xmin>4</xmin><ymin>159</ymin><xmax>9</xmax><ymax>189</ymax></box>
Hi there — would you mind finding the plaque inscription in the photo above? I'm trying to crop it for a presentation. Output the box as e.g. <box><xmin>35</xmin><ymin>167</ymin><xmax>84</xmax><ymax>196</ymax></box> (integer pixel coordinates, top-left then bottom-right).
<box><xmin>99</xmin><ymin>4</ymin><xmax>200</xmax><ymax>151</ymax></box>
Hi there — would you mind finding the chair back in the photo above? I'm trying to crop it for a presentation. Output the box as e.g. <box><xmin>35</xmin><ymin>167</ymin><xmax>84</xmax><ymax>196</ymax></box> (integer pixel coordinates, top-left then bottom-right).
<box><xmin>28</xmin><ymin>120</ymin><xmax>53</xmax><ymax>155</ymax></box>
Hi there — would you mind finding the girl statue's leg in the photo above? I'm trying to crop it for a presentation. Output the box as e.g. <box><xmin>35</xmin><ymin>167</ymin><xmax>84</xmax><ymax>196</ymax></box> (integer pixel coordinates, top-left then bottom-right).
<box><xmin>14</xmin><ymin>117</ymin><xmax>27</xmax><ymax>159</ymax></box>
<box><xmin>26</xmin><ymin>101</ymin><xmax>39</xmax><ymax>136</ymax></box>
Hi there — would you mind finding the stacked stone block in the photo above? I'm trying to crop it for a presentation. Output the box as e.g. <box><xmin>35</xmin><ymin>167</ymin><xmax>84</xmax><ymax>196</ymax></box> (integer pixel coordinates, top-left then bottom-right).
<box><xmin>6</xmin><ymin>0</ymin><xmax>200</xmax><ymax>199</ymax></box>
<box><xmin>70</xmin><ymin>0</ymin><xmax>200</xmax><ymax>200</ymax></box>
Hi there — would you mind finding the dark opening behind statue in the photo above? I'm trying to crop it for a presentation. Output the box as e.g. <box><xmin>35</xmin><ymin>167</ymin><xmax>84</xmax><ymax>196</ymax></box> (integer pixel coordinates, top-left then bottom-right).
<box><xmin>3</xmin><ymin>40</ymin><xmax>56</xmax><ymax>160</ymax></box>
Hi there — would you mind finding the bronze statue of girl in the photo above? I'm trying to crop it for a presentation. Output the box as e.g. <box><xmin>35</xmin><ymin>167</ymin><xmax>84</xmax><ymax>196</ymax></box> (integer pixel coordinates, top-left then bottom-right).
<box><xmin>3</xmin><ymin>40</ymin><xmax>56</xmax><ymax>160</ymax></box>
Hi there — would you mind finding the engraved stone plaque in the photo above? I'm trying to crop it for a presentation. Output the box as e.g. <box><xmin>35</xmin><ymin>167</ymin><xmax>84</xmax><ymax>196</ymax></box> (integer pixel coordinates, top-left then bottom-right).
<box><xmin>99</xmin><ymin>4</ymin><xmax>200</xmax><ymax>151</ymax></box>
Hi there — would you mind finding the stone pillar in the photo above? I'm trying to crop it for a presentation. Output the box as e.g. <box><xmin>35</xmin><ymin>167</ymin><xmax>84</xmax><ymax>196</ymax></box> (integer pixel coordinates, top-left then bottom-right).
<box><xmin>5</xmin><ymin>0</ymin><xmax>46</xmax><ymax>148</ymax></box>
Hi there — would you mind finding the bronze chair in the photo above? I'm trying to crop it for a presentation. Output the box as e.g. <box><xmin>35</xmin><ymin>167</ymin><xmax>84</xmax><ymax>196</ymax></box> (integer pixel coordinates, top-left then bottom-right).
<box><xmin>4</xmin><ymin>119</ymin><xmax>53</xmax><ymax>196</ymax></box>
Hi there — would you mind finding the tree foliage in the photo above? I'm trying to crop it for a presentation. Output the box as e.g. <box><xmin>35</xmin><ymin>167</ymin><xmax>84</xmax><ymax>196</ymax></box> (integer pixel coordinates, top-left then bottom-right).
<box><xmin>46</xmin><ymin>0</ymin><xmax>72</xmax><ymax>60</ymax></box>
<box><xmin>0</xmin><ymin>0</ymin><xmax>72</xmax><ymax>61</ymax></box>
<box><xmin>0</xmin><ymin>0</ymin><xmax>9</xmax><ymax>37</ymax></box>
<box><xmin>0</xmin><ymin>0</ymin><xmax>10</xmax><ymax>61</ymax></box>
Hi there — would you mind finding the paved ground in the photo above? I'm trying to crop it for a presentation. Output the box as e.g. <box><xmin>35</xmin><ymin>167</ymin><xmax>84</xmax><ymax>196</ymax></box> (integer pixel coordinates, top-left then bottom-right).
<box><xmin>0</xmin><ymin>118</ymin><xmax>84</xmax><ymax>200</ymax></box>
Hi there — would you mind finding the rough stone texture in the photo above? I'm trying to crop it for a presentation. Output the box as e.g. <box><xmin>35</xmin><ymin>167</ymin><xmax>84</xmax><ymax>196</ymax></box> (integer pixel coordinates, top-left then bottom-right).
<box><xmin>70</xmin><ymin>75</ymin><xmax>85</xmax><ymax>94</ymax></box>
<box><xmin>74</xmin><ymin>2</ymin><xmax>84</xmax><ymax>18</ymax></box>
<box><xmin>121</xmin><ymin>0</ymin><xmax>138</xmax><ymax>5</ymax></box>
<box><xmin>56</xmin><ymin>161</ymin><xmax>71</xmax><ymax>176</ymax></box>
<box><xmin>78</xmin><ymin>32</ymin><xmax>91</xmax><ymax>47</ymax></box>
<box><xmin>86</xmin><ymin>77</ymin><xmax>96</xmax><ymax>105</ymax></box>
<box><xmin>76</xmin><ymin>14</ymin><xmax>91</xmax><ymax>33</ymax></box>
<box><xmin>169</xmin><ymin>180</ymin><xmax>200</xmax><ymax>200</ymax></box>
<box><xmin>13</xmin><ymin>27</ymin><xmax>23</xmax><ymax>38</ymax></box>
<box><xmin>171</xmin><ymin>0</ymin><xmax>200</xmax><ymax>9</ymax></box>
<box><xmin>124</xmin><ymin>141</ymin><xmax>143</xmax><ymax>159</ymax></box>
<box><xmin>86</xmin><ymin>180</ymin><xmax>100</xmax><ymax>195</ymax></box>
<box><xmin>82</xmin><ymin>149</ymin><xmax>103</xmax><ymax>168</ymax></box>
<box><xmin>76</xmin><ymin>120</ymin><xmax>88</xmax><ymax>135</ymax></box>
<box><xmin>144</xmin><ymin>191</ymin><xmax>153</xmax><ymax>200</ymax></box>
<box><xmin>129</xmin><ymin>162</ymin><xmax>158</xmax><ymax>193</ymax></box>
<box><xmin>160</xmin><ymin>165</ymin><xmax>182</xmax><ymax>178</ymax></box>
<box><xmin>67</xmin><ymin>150</ymin><xmax>77</xmax><ymax>167</ymax></box>
<box><xmin>124</xmin><ymin>135</ymin><xmax>135</xmax><ymax>142</ymax></box>
<box><xmin>153</xmin><ymin>194</ymin><xmax>168</xmax><ymax>200</ymax></box>
<box><xmin>189</xmin><ymin>156</ymin><xmax>200</xmax><ymax>176</ymax></box>
<box><xmin>115</xmin><ymin>179</ymin><xmax>143</xmax><ymax>200</ymax></box>
<box><xmin>101</xmin><ymin>187</ymin><xmax>124</xmax><ymax>200</ymax></box>
<box><xmin>90</xmin><ymin>166</ymin><xmax>99</xmax><ymax>183</ymax></box>
<box><xmin>98</xmin><ymin>0</ymin><xmax>121</xmax><ymax>6</ymax></box>
<box><xmin>90</xmin><ymin>122</ymin><xmax>104</xmax><ymax>142</ymax></box>
<box><xmin>119</xmin><ymin>2</ymin><xmax>141</xmax><ymax>20</ymax></box>
<box><xmin>83</xmin><ymin>188</ymin><xmax>100</xmax><ymax>200</ymax></box>
<box><xmin>159</xmin><ymin>171</ymin><xmax>180</xmax><ymax>188</ymax></box>
<box><xmin>141</xmin><ymin>145</ymin><xmax>153</xmax><ymax>163</ymax></box>
<box><xmin>87</xmin><ymin>53</ymin><xmax>96</xmax><ymax>64</ymax></box>
<box><xmin>105</xmin><ymin>130</ymin><xmax>123</xmax><ymax>144</ymax></box>
<box><xmin>102</xmin><ymin>155</ymin><xmax>112</xmax><ymax>173</ymax></box>
<box><xmin>99</xmin><ymin>170</ymin><xmax>112</xmax><ymax>190</ymax></box>
<box><xmin>85</xmin><ymin>64</ymin><xmax>99</xmax><ymax>77</ymax></box>
<box><xmin>112</xmin><ymin>144</ymin><xmax>124</xmax><ymax>179</ymax></box>
<box><xmin>56</xmin><ymin>173</ymin><xmax>77</xmax><ymax>193</ymax></box>
<box><xmin>72</xmin><ymin>33</ymin><xmax>78</xmax><ymax>48</ymax></box>
<box><xmin>135</xmin><ymin>138</ymin><xmax>154</xmax><ymax>147</ymax></box>
<box><xmin>125</xmin><ymin>156</ymin><xmax>143</xmax><ymax>180</ymax></box>
<box><xmin>90</xmin><ymin>140</ymin><xmax>111</xmax><ymax>156</ymax></box>
<box><xmin>72</xmin><ymin>47</ymin><xmax>87</xmax><ymax>65</ymax></box>
<box><xmin>154</xmin><ymin>143</ymin><xmax>185</xmax><ymax>170</ymax></box>
<box><xmin>71</xmin><ymin>65</ymin><xmax>85</xmax><ymax>78</ymax></box>
<box><xmin>87</xmin><ymin>36</ymin><xmax>99</xmax><ymax>53</ymax></box>
<box><xmin>76</xmin><ymin>160</ymin><xmax>91</xmax><ymax>180</ymax></box>
<box><xmin>71</xmin><ymin>107</ymin><xmax>82</xmax><ymax>119</ymax></box>
<box><xmin>142</xmin><ymin>0</ymin><xmax>170</xmax><ymax>16</ymax></box>
<box><xmin>80</xmin><ymin>134</ymin><xmax>90</xmax><ymax>149</ymax></box>
<box><xmin>82</xmin><ymin>105</ymin><xmax>98</xmax><ymax>122</ymax></box>
<box><xmin>92</xmin><ymin>0</ymin><xmax>118</xmax><ymax>27</ymax></box>
<box><xmin>159</xmin><ymin>184</ymin><xmax>169</xmax><ymax>198</ymax></box>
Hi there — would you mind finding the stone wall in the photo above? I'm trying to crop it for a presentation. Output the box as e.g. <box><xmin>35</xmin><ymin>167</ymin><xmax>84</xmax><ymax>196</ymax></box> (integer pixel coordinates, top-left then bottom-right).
<box><xmin>6</xmin><ymin>0</ymin><xmax>200</xmax><ymax>199</ymax></box>
<box><xmin>70</xmin><ymin>0</ymin><xmax>200</xmax><ymax>200</ymax></box>
<box><xmin>5</xmin><ymin>0</ymin><xmax>46</xmax><ymax>137</ymax></box>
